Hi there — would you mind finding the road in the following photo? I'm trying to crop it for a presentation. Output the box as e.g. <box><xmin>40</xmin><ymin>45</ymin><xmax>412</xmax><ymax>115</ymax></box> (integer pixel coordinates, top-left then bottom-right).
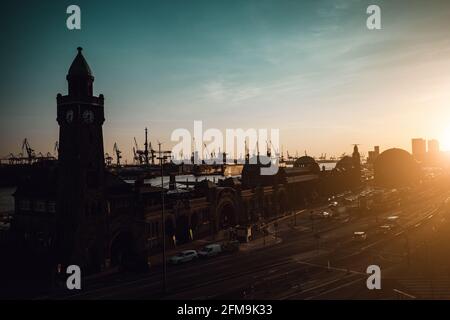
<box><xmin>48</xmin><ymin>181</ymin><xmax>450</xmax><ymax>300</ymax></box>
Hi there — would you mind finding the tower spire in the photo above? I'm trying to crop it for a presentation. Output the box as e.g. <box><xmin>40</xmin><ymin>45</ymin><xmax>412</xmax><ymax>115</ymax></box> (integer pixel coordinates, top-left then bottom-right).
<box><xmin>67</xmin><ymin>47</ymin><xmax>94</xmax><ymax>97</ymax></box>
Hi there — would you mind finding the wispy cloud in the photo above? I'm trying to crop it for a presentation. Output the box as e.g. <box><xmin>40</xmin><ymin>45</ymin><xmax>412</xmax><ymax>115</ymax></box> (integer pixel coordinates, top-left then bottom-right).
<box><xmin>203</xmin><ymin>80</ymin><xmax>262</xmax><ymax>103</ymax></box>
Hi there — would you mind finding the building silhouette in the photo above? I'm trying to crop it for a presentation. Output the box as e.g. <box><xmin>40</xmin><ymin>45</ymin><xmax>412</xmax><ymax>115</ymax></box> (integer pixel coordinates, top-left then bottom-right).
<box><xmin>55</xmin><ymin>47</ymin><xmax>107</xmax><ymax>272</ymax></box>
<box><xmin>428</xmin><ymin>139</ymin><xmax>439</xmax><ymax>155</ymax></box>
<box><xmin>367</xmin><ymin>146</ymin><xmax>380</xmax><ymax>164</ymax></box>
<box><xmin>412</xmin><ymin>138</ymin><xmax>426</xmax><ymax>162</ymax></box>
<box><xmin>5</xmin><ymin>48</ymin><xmax>368</xmax><ymax>295</ymax></box>
<box><xmin>374</xmin><ymin>148</ymin><xmax>420</xmax><ymax>188</ymax></box>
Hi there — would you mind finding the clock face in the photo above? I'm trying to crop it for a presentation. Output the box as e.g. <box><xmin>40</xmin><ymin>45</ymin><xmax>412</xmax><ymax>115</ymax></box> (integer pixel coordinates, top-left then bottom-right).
<box><xmin>66</xmin><ymin>110</ymin><xmax>74</xmax><ymax>123</ymax></box>
<box><xmin>82</xmin><ymin>110</ymin><xmax>94</xmax><ymax>124</ymax></box>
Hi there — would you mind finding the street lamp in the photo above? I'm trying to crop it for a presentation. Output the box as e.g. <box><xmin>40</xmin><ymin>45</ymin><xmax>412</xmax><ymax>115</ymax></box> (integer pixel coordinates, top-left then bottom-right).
<box><xmin>158</xmin><ymin>141</ymin><xmax>167</xmax><ymax>294</ymax></box>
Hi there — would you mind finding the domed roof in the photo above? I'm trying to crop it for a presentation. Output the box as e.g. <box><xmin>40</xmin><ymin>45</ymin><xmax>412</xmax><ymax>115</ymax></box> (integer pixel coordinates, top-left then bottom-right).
<box><xmin>374</xmin><ymin>148</ymin><xmax>420</xmax><ymax>187</ymax></box>
<box><xmin>293</xmin><ymin>156</ymin><xmax>316</xmax><ymax>167</ymax></box>
<box><xmin>375</xmin><ymin>148</ymin><xmax>412</xmax><ymax>163</ymax></box>
<box><xmin>293</xmin><ymin>155</ymin><xmax>320</xmax><ymax>173</ymax></box>
<box><xmin>68</xmin><ymin>47</ymin><xmax>93</xmax><ymax>77</ymax></box>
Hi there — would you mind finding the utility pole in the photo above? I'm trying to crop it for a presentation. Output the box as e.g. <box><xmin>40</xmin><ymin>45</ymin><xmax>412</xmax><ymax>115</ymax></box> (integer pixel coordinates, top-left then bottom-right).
<box><xmin>159</xmin><ymin>142</ymin><xmax>167</xmax><ymax>293</ymax></box>
<box><xmin>144</xmin><ymin>127</ymin><xmax>149</xmax><ymax>165</ymax></box>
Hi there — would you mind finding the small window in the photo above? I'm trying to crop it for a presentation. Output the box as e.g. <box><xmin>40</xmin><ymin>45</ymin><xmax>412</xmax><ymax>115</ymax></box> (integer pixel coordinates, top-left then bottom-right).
<box><xmin>48</xmin><ymin>201</ymin><xmax>56</xmax><ymax>213</ymax></box>
<box><xmin>19</xmin><ymin>199</ymin><xmax>31</xmax><ymax>211</ymax></box>
<box><xmin>35</xmin><ymin>201</ymin><xmax>46</xmax><ymax>212</ymax></box>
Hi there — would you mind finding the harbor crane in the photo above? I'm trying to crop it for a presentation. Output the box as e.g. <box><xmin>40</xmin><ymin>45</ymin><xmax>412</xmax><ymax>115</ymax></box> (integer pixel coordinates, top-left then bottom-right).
<box><xmin>203</xmin><ymin>143</ymin><xmax>216</xmax><ymax>160</ymax></box>
<box><xmin>113</xmin><ymin>143</ymin><xmax>122</xmax><ymax>166</ymax></box>
<box><xmin>267</xmin><ymin>140</ymin><xmax>279</xmax><ymax>158</ymax></box>
<box><xmin>133</xmin><ymin>137</ymin><xmax>145</xmax><ymax>164</ymax></box>
<box><xmin>21</xmin><ymin>138</ymin><xmax>36</xmax><ymax>164</ymax></box>
<box><xmin>54</xmin><ymin>141</ymin><xmax>59</xmax><ymax>158</ymax></box>
<box><xmin>155</xmin><ymin>140</ymin><xmax>172</xmax><ymax>165</ymax></box>
<box><xmin>105</xmin><ymin>153</ymin><xmax>113</xmax><ymax>166</ymax></box>
<box><xmin>133</xmin><ymin>128</ymin><xmax>157</xmax><ymax>165</ymax></box>
<box><xmin>7</xmin><ymin>153</ymin><xmax>18</xmax><ymax>165</ymax></box>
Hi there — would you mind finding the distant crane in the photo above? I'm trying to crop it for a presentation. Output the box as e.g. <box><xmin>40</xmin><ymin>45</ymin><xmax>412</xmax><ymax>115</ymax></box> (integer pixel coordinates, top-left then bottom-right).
<box><xmin>203</xmin><ymin>143</ymin><xmax>215</xmax><ymax>161</ymax></box>
<box><xmin>133</xmin><ymin>137</ymin><xmax>145</xmax><ymax>164</ymax></box>
<box><xmin>54</xmin><ymin>141</ymin><xmax>59</xmax><ymax>158</ymax></box>
<box><xmin>105</xmin><ymin>153</ymin><xmax>113</xmax><ymax>166</ymax></box>
<box><xmin>21</xmin><ymin>138</ymin><xmax>35</xmax><ymax>164</ymax></box>
<box><xmin>133</xmin><ymin>128</ymin><xmax>157</xmax><ymax>165</ymax></box>
<box><xmin>113</xmin><ymin>143</ymin><xmax>122</xmax><ymax>166</ymax></box>
<box><xmin>132</xmin><ymin>146</ymin><xmax>138</xmax><ymax>164</ymax></box>
<box><xmin>154</xmin><ymin>140</ymin><xmax>172</xmax><ymax>165</ymax></box>
<box><xmin>265</xmin><ymin>141</ymin><xmax>271</xmax><ymax>157</ymax></box>
<box><xmin>7</xmin><ymin>153</ymin><xmax>18</xmax><ymax>165</ymax></box>
<box><xmin>267</xmin><ymin>140</ymin><xmax>279</xmax><ymax>158</ymax></box>
<box><xmin>144</xmin><ymin>127</ymin><xmax>149</xmax><ymax>165</ymax></box>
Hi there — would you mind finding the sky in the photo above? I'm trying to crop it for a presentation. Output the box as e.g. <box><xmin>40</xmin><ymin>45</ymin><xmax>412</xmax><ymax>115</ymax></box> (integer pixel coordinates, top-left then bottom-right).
<box><xmin>1</xmin><ymin>0</ymin><xmax>450</xmax><ymax>162</ymax></box>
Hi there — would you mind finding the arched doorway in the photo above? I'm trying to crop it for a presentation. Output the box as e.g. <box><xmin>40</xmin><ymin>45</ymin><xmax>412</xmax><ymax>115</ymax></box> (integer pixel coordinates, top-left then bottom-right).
<box><xmin>175</xmin><ymin>215</ymin><xmax>190</xmax><ymax>244</ymax></box>
<box><xmin>86</xmin><ymin>245</ymin><xmax>102</xmax><ymax>274</ymax></box>
<box><xmin>219</xmin><ymin>202</ymin><xmax>237</xmax><ymax>229</ymax></box>
<box><xmin>277</xmin><ymin>191</ymin><xmax>287</xmax><ymax>215</ymax></box>
<box><xmin>191</xmin><ymin>212</ymin><xmax>199</xmax><ymax>239</ymax></box>
<box><xmin>165</xmin><ymin>217</ymin><xmax>175</xmax><ymax>238</ymax></box>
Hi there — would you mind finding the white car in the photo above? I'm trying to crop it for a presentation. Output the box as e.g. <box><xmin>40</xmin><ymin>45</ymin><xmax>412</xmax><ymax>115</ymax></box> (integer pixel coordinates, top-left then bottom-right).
<box><xmin>169</xmin><ymin>250</ymin><xmax>198</xmax><ymax>265</ymax></box>
<box><xmin>353</xmin><ymin>231</ymin><xmax>367</xmax><ymax>242</ymax></box>
<box><xmin>321</xmin><ymin>211</ymin><xmax>333</xmax><ymax>218</ymax></box>
<box><xmin>378</xmin><ymin>225</ymin><xmax>392</xmax><ymax>234</ymax></box>
<box><xmin>328</xmin><ymin>201</ymin><xmax>338</xmax><ymax>208</ymax></box>
<box><xmin>198</xmin><ymin>244</ymin><xmax>222</xmax><ymax>258</ymax></box>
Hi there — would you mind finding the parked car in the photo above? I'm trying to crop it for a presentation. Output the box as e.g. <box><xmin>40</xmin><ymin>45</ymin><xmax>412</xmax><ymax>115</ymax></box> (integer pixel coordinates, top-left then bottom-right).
<box><xmin>169</xmin><ymin>250</ymin><xmax>198</xmax><ymax>265</ymax></box>
<box><xmin>378</xmin><ymin>225</ymin><xmax>392</xmax><ymax>234</ymax></box>
<box><xmin>312</xmin><ymin>211</ymin><xmax>333</xmax><ymax>219</ymax></box>
<box><xmin>321</xmin><ymin>211</ymin><xmax>333</xmax><ymax>219</ymax></box>
<box><xmin>353</xmin><ymin>231</ymin><xmax>367</xmax><ymax>242</ymax></box>
<box><xmin>0</xmin><ymin>222</ymin><xmax>11</xmax><ymax>231</ymax></box>
<box><xmin>222</xmin><ymin>240</ymin><xmax>240</xmax><ymax>253</ymax></box>
<box><xmin>198</xmin><ymin>244</ymin><xmax>222</xmax><ymax>258</ymax></box>
<box><xmin>328</xmin><ymin>201</ymin><xmax>338</xmax><ymax>208</ymax></box>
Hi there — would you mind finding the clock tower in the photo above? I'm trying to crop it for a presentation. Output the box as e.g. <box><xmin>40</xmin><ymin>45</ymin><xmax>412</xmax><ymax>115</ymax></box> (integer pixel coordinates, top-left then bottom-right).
<box><xmin>55</xmin><ymin>47</ymin><xmax>106</xmax><ymax>272</ymax></box>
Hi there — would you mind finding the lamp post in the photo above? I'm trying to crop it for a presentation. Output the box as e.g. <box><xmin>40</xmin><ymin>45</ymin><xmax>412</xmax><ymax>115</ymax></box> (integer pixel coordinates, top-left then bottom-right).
<box><xmin>158</xmin><ymin>142</ymin><xmax>167</xmax><ymax>294</ymax></box>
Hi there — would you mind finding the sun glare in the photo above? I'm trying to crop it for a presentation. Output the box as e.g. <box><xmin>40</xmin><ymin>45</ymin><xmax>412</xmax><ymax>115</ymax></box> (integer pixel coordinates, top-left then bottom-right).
<box><xmin>440</xmin><ymin>127</ymin><xmax>450</xmax><ymax>152</ymax></box>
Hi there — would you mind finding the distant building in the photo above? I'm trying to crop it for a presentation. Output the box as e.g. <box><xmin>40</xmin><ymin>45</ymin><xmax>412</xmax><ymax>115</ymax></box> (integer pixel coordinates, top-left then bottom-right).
<box><xmin>367</xmin><ymin>146</ymin><xmax>380</xmax><ymax>164</ymax></box>
<box><xmin>374</xmin><ymin>148</ymin><xmax>420</xmax><ymax>188</ymax></box>
<box><xmin>427</xmin><ymin>139</ymin><xmax>441</xmax><ymax>165</ymax></box>
<box><xmin>352</xmin><ymin>145</ymin><xmax>361</xmax><ymax>170</ymax></box>
<box><xmin>412</xmin><ymin>138</ymin><xmax>426</xmax><ymax>162</ymax></box>
<box><xmin>428</xmin><ymin>139</ymin><xmax>439</xmax><ymax>155</ymax></box>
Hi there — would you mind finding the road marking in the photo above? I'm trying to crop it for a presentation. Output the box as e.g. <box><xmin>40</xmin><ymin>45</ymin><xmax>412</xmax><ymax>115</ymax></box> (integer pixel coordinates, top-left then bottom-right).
<box><xmin>305</xmin><ymin>277</ymin><xmax>364</xmax><ymax>300</ymax></box>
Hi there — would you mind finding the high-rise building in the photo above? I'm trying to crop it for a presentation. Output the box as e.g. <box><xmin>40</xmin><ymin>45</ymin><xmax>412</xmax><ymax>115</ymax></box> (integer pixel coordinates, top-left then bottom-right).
<box><xmin>412</xmin><ymin>138</ymin><xmax>426</xmax><ymax>161</ymax></box>
<box><xmin>428</xmin><ymin>139</ymin><xmax>439</xmax><ymax>155</ymax></box>
<box><xmin>367</xmin><ymin>145</ymin><xmax>380</xmax><ymax>164</ymax></box>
